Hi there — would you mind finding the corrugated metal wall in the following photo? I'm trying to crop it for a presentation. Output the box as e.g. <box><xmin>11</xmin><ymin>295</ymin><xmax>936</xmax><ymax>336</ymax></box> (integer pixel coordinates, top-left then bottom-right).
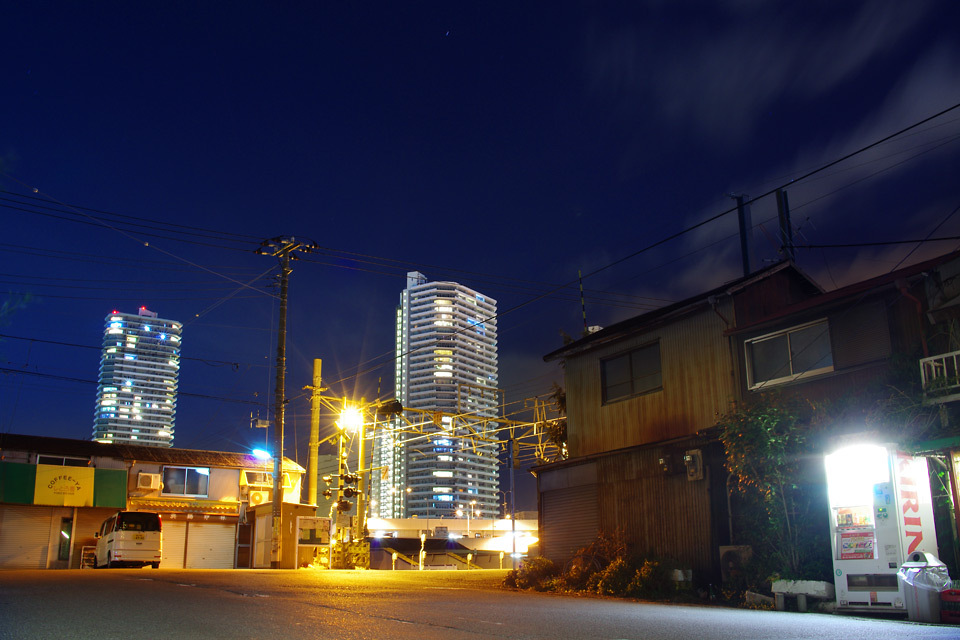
<box><xmin>565</xmin><ymin>303</ymin><xmax>734</xmax><ymax>458</ymax></box>
<box><xmin>597</xmin><ymin>446</ymin><xmax>714</xmax><ymax>574</ymax></box>
<box><xmin>538</xmin><ymin>442</ymin><xmax>720</xmax><ymax>576</ymax></box>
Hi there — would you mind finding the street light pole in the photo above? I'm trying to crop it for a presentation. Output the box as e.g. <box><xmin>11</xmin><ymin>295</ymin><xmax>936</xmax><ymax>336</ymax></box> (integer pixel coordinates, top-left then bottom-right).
<box><xmin>306</xmin><ymin>359</ymin><xmax>323</xmax><ymax>506</ymax></box>
<box><xmin>354</xmin><ymin>398</ymin><xmax>366</xmax><ymax>542</ymax></box>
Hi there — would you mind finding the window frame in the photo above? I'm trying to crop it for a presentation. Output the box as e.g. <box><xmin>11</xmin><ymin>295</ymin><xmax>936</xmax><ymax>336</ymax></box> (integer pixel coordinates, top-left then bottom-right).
<box><xmin>744</xmin><ymin>318</ymin><xmax>834</xmax><ymax>390</ymax></box>
<box><xmin>600</xmin><ymin>340</ymin><xmax>662</xmax><ymax>404</ymax></box>
<box><xmin>161</xmin><ymin>465</ymin><xmax>210</xmax><ymax>497</ymax></box>
<box><xmin>242</xmin><ymin>470</ymin><xmax>293</xmax><ymax>489</ymax></box>
<box><xmin>37</xmin><ymin>455</ymin><xmax>89</xmax><ymax>467</ymax></box>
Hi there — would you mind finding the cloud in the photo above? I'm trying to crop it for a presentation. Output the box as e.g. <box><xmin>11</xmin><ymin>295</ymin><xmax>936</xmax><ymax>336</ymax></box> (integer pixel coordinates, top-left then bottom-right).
<box><xmin>582</xmin><ymin>3</ymin><xmax>935</xmax><ymax>143</ymax></box>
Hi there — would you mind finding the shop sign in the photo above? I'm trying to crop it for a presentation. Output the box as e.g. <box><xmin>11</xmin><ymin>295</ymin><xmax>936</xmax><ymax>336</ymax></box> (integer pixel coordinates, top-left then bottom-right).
<box><xmin>34</xmin><ymin>464</ymin><xmax>95</xmax><ymax>506</ymax></box>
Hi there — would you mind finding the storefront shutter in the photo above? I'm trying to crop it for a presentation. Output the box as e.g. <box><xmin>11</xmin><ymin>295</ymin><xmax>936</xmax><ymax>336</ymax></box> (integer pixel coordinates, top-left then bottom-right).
<box><xmin>185</xmin><ymin>522</ymin><xmax>236</xmax><ymax>568</ymax></box>
<box><xmin>0</xmin><ymin>506</ymin><xmax>53</xmax><ymax>569</ymax></box>
<box><xmin>161</xmin><ymin>520</ymin><xmax>187</xmax><ymax>568</ymax></box>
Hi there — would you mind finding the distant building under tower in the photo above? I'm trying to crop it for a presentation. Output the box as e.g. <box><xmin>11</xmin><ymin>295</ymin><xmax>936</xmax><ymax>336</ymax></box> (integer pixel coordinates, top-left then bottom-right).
<box><xmin>373</xmin><ymin>272</ymin><xmax>499</xmax><ymax>520</ymax></box>
<box><xmin>92</xmin><ymin>306</ymin><xmax>181</xmax><ymax>447</ymax></box>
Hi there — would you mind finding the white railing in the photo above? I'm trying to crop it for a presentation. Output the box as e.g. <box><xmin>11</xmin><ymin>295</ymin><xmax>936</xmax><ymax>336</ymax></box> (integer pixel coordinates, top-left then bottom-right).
<box><xmin>920</xmin><ymin>350</ymin><xmax>960</xmax><ymax>403</ymax></box>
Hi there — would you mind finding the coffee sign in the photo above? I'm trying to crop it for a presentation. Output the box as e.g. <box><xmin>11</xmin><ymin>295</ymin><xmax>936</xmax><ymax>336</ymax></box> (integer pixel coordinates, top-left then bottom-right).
<box><xmin>34</xmin><ymin>464</ymin><xmax>95</xmax><ymax>506</ymax></box>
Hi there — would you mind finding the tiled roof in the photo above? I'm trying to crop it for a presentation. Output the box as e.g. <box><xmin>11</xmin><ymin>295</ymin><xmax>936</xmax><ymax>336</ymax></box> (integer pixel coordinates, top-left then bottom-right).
<box><xmin>0</xmin><ymin>432</ymin><xmax>304</xmax><ymax>472</ymax></box>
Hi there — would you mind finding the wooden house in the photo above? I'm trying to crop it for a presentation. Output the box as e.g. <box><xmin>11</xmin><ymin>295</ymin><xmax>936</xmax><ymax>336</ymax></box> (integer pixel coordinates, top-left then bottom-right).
<box><xmin>536</xmin><ymin>251</ymin><xmax>960</xmax><ymax>580</ymax></box>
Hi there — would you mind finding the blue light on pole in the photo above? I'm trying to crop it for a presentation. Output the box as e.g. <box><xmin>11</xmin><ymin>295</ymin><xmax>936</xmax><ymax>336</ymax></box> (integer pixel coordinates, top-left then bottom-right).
<box><xmin>252</xmin><ymin>448</ymin><xmax>272</xmax><ymax>461</ymax></box>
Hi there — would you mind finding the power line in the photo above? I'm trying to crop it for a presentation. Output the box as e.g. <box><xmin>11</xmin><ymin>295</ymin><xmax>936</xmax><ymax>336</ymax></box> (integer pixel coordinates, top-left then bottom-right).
<box><xmin>791</xmin><ymin>235</ymin><xmax>960</xmax><ymax>249</ymax></box>
<box><xmin>0</xmin><ymin>189</ymin><xmax>261</xmax><ymax>242</ymax></box>
<box><xmin>0</xmin><ymin>366</ymin><xmax>266</xmax><ymax>406</ymax></box>
<box><xmin>0</xmin><ymin>333</ymin><xmax>269</xmax><ymax>369</ymax></box>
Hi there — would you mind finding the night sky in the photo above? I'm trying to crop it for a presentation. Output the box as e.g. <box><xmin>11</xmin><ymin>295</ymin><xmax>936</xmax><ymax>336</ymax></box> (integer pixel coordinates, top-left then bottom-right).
<box><xmin>2</xmin><ymin>3</ymin><xmax>959</xmax><ymax>510</ymax></box>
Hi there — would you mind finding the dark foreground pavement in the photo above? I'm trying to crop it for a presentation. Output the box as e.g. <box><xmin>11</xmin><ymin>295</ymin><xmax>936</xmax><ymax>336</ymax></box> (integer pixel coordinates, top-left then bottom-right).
<box><xmin>0</xmin><ymin>569</ymin><xmax>956</xmax><ymax>639</ymax></box>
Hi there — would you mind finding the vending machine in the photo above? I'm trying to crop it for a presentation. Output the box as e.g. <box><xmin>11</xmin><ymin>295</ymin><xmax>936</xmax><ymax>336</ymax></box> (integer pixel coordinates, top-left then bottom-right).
<box><xmin>824</xmin><ymin>442</ymin><xmax>938</xmax><ymax>614</ymax></box>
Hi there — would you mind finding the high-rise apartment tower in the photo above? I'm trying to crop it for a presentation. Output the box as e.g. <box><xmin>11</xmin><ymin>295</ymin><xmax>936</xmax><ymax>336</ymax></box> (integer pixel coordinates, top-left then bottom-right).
<box><xmin>93</xmin><ymin>306</ymin><xmax>181</xmax><ymax>447</ymax></box>
<box><xmin>373</xmin><ymin>272</ymin><xmax>499</xmax><ymax>519</ymax></box>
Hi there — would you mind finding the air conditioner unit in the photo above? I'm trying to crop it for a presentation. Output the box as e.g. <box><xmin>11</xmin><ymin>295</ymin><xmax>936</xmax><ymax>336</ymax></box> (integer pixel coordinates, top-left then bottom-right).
<box><xmin>137</xmin><ymin>473</ymin><xmax>161</xmax><ymax>490</ymax></box>
<box><xmin>248</xmin><ymin>490</ymin><xmax>270</xmax><ymax>506</ymax></box>
<box><xmin>719</xmin><ymin>545</ymin><xmax>753</xmax><ymax>583</ymax></box>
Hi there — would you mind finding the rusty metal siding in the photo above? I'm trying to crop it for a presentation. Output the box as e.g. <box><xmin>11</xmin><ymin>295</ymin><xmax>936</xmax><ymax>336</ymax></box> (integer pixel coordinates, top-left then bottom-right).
<box><xmin>564</xmin><ymin>304</ymin><xmax>735</xmax><ymax>458</ymax></box>
<box><xmin>597</xmin><ymin>446</ymin><xmax>714</xmax><ymax>574</ymax></box>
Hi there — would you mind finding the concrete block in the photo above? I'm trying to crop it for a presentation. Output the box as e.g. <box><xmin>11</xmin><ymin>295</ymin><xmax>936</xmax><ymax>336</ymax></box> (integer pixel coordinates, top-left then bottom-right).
<box><xmin>745</xmin><ymin>591</ymin><xmax>774</xmax><ymax>607</ymax></box>
<box><xmin>771</xmin><ymin>580</ymin><xmax>835</xmax><ymax>599</ymax></box>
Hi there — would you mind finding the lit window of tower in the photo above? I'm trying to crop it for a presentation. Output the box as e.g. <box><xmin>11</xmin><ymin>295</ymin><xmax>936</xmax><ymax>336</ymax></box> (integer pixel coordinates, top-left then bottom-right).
<box><xmin>373</xmin><ymin>272</ymin><xmax>499</xmax><ymax>520</ymax></box>
<box><xmin>92</xmin><ymin>306</ymin><xmax>181</xmax><ymax>447</ymax></box>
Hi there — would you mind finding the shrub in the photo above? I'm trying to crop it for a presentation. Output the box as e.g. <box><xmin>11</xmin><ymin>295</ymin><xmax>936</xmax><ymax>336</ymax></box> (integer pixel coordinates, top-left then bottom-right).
<box><xmin>626</xmin><ymin>559</ymin><xmax>674</xmax><ymax>600</ymax></box>
<box><xmin>560</xmin><ymin>531</ymin><xmax>626</xmax><ymax>591</ymax></box>
<box><xmin>593</xmin><ymin>557</ymin><xmax>635</xmax><ymax>596</ymax></box>
<box><xmin>503</xmin><ymin>556</ymin><xmax>559</xmax><ymax>591</ymax></box>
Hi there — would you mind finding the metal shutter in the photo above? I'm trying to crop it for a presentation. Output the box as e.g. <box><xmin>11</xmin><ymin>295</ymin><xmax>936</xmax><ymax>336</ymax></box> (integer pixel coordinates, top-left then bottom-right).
<box><xmin>541</xmin><ymin>485</ymin><xmax>599</xmax><ymax>566</ymax></box>
<box><xmin>161</xmin><ymin>521</ymin><xmax>187</xmax><ymax>568</ymax></box>
<box><xmin>0</xmin><ymin>506</ymin><xmax>53</xmax><ymax>569</ymax></box>
<box><xmin>185</xmin><ymin>523</ymin><xmax>236</xmax><ymax>569</ymax></box>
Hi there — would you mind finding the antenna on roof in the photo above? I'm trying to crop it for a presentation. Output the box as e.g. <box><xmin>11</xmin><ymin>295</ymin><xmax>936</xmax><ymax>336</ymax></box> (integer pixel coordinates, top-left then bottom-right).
<box><xmin>777</xmin><ymin>189</ymin><xmax>795</xmax><ymax>261</ymax></box>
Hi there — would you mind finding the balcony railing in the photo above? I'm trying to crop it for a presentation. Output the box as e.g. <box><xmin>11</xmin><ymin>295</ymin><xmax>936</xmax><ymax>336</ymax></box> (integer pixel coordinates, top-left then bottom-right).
<box><xmin>920</xmin><ymin>350</ymin><xmax>960</xmax><ymax>404</ymax></box>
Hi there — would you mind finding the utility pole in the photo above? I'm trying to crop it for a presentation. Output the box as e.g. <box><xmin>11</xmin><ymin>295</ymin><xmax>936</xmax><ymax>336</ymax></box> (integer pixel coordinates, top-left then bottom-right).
<box><xmin>304</xmin><ymin>359</ymin><xmax>323</xmax><ymax>506</ymax></box>
<box><xmin>256</xmin><ymin>236</ymin><xmax>315</xmax><ymax>569</ymax></box>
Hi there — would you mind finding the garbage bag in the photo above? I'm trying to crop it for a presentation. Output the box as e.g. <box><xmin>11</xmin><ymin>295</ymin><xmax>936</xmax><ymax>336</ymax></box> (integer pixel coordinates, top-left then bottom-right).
<box><xmin>898</xmin><ymin>553</ymin><xmax>952</xmax><ymax>592</ymax></box>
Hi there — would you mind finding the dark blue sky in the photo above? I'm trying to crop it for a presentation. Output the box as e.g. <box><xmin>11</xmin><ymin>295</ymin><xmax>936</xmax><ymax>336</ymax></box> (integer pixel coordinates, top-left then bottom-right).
<box><xmin>2</xmin><ymin>3</ymin><xmax>960</xmax><ymax>509</ymax></box>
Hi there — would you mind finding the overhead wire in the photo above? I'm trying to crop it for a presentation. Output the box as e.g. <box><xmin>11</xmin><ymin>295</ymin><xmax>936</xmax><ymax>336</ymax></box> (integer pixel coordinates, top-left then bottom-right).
<box><xmin>322</xmin><ymin>101</ymin><xmax>960</xmax><ymax>391</ymax></box>
<box><xmin>0</xmin><ymin>171</ymin><xmax>277</xmax><ymax>300</ymax></box>
<box><xmin>0</xmin><ymin>333</ymin><xmax>269</xmax><ymax>369</ymax></box>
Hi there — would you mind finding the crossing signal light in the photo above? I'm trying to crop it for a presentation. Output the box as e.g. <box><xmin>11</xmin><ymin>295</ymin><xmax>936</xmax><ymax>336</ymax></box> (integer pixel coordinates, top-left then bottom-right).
<box><xmin>341</xmin><ymin>472</ymin><xmax>359</xmax><ymax>484</ymax></box>
<box><xmin>375</xmin><ymin>400</ymin><xmax>404</xmax><ymax>416</ymax></box>
<box><xmin>322</xmin><ymin>489</ymin><xmax>333</xmax><ymax>499</ymax></box>
<box><xmin>336</xmin><ymin>499</ymin><xmax>352</xmax><ymax>512</ymax></box>
<box><xmin>342</xmin><ymin>487</ymin><xmax>359</xmax><ymax>498</ymax></box>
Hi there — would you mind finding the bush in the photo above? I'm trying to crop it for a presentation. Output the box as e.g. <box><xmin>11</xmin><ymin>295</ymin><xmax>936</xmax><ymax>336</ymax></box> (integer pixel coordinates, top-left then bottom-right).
<box><xmin>593</xmin><ymin>557</ymin><xmax>634</xmax><ymax>596</ymax></box>
<box><xmin>503</xmin><ymin>556</ymin><xmax>559</xmax><ymax>591</ymax></box>
<box><xmin>627</xmin><ymin>558</ymin><xmax>673</xmax><ymax>600</ymax></box>
<box><xmin>559</xmin><ymin>531</ymin><xmax>626</xmax><ymax>591</ymax></box>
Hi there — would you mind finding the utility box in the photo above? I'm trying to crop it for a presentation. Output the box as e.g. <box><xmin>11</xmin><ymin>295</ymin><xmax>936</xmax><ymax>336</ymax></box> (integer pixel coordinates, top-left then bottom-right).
<box><xmin>249</xmin><ymin>501</ymin><xmax>317</xmax><ymax>569</ymax></box>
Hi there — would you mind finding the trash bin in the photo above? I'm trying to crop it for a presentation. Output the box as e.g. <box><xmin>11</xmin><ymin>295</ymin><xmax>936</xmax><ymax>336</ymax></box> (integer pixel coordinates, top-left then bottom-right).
<box><xmin>898</xmin><ymin>552</ymin><xmax>951</xmax><ymax>623</ymax></box>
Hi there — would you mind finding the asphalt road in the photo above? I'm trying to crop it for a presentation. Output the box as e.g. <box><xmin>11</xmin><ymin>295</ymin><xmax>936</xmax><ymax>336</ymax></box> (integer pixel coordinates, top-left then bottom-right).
<box><xmin>0</xmin><ymin>569</ymin><xmax>956</xmax><ymax>640</ymax></box>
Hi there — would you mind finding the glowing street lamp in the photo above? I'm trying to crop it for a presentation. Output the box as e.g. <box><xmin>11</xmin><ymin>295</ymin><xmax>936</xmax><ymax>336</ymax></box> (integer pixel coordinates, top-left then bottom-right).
<box><xmin>339</xmin><ymin>406</ymin><xmax>363</xmax><ymax>433</ymax></box>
